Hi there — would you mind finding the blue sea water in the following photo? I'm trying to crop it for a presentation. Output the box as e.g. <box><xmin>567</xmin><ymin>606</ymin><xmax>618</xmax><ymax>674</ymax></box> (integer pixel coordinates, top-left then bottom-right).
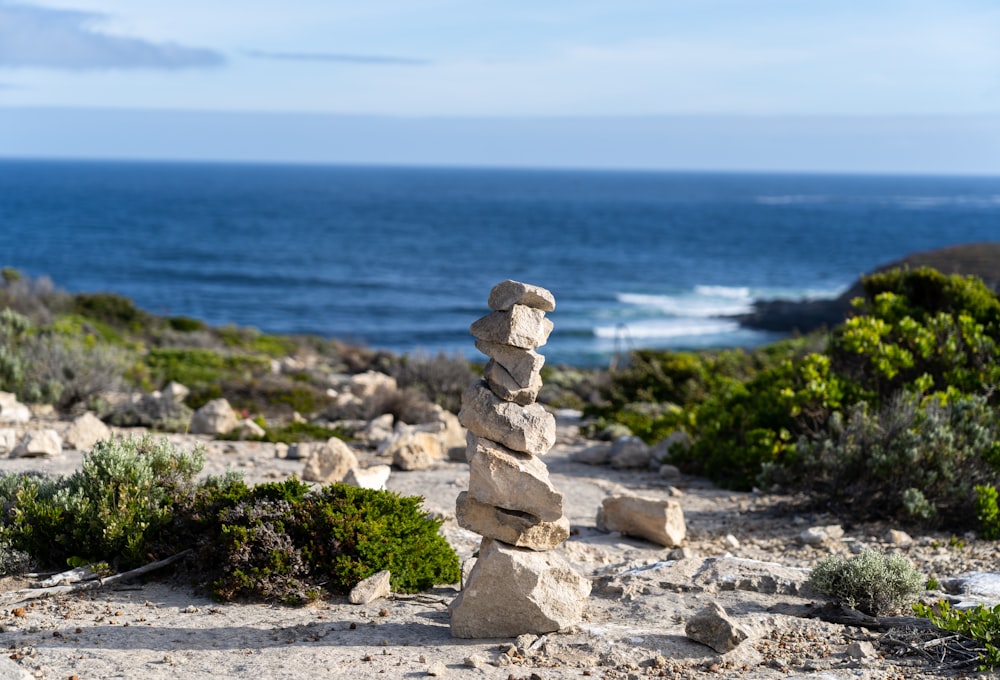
<box><xmin>1</xmin><ymin>159</ymin><xmax>998</xmax><ymax>366</ymax></box>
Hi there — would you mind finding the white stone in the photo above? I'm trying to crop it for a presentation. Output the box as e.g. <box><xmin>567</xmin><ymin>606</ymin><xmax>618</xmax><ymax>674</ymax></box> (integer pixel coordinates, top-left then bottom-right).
<box><xmin>63</xmin><ymin>412</ymin><xmax>111</xmax><ymax>451</ymax></box>
<box><xmin>607</xmin><ymin>435</ymin><xmax>653</xmax><ymax>469</ymax></box>
<box><xmin>0</xmin><ymin>392</ymin><xmax>30</xmax><ymax>424</ymax></box>
<box><xmin>189</xmin><ymin>398</ymin><xmax>240</xmax><ymax>436</ymax></box>
<box><xmin>799</xmin><ymin>525</ymin><xmax>845</xmax><ymax>547</ymax></box>
<box><xmin>487</xmin><ymin>280</ymin><xmax>556</xmax><ymax>312</ymax></box>
<box><xmin>449</xmin><ymin>538</ymin><xmax>590</xmax><ymax>638</ymax></box>
<box><xmin>348</xmin><ymin>569</ymin><xmax>392</xmax><ymax>604</ymax></box>
<box><xmin>233</xmin><ymin>417</ymin><xmax>266</xmax><ymax>440</ymax></box>
<box><xmin>0</xmin><ymin>428</ymin><xmax>16</xmax><ymax>454</ymax></box>
<box><xmin>467</xmin><ymin>435</ymin><xmax>563</xmax><ymax>521</ymax></box>
<box><xmin>301</xmin><ymin>437</ymin><xmax>359</xmax><ymax>483</ymax></box>
<box><xmin>12</xmin><ymin>429</ymin><xmax>63</xmax><ymax>457</ymax></box>
<box><xmin>162</xmin><ymin>381</ymin><xmax>190</xmax><ymax>403</ymax></box>
<box><xmin>596</xmin><ymin>494</ymin><xmax>686</xmax><ymax>548</ymax></box>
<box><xmin>458</xmin><ymin>382</ymin><xmax>555</xmax><ymax>456</ymax></box>
<box><xmin>469</xmin><ymin>306</ymin><xmax>553</xmax><ymax>350</ymax></box>
<box><xmin>360</xmin><ymin>413</ymin><xmax>395</xmax><ymax>448</ymax></box>
<box><xmin>343</xmin><ymin>464</ymin><xmax>391</xmax><ymax>491</ymax></box>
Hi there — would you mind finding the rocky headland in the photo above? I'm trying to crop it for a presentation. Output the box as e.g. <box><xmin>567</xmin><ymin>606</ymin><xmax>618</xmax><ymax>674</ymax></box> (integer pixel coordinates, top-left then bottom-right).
<box><xmin>734</xmin><ymin>242</ymin><xmax>1000</xmax><ymax>334</ymax></box>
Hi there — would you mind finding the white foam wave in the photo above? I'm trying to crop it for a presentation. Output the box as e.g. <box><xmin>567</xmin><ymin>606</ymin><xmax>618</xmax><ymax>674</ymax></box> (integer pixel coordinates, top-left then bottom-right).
<box><xmin>595</xmin><ymin>318</ymin><xmax>740</xmax><ymax>340</ymax></box>
<box><xmin>617</xmin><ymin>289</ymin><xmax>753</xmax><ymax>317</ymax></box>
<box><xmin>755</xmin><ymin>195</ymin><xmax>830</xmax><ymax>205</ymax></box>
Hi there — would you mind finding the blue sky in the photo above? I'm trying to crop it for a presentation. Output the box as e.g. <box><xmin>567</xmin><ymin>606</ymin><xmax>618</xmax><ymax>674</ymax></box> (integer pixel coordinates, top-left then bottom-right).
<box><xmin>1</xmin><ymin>0</ymin><xmax>999</xmax><ymax>172</ymax></box>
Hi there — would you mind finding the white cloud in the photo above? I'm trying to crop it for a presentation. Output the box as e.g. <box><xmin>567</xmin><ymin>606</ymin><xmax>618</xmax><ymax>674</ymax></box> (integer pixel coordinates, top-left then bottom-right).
<box><xmin>0</xmin><ymin>2</ymin><xmax>224</xmax><ymax>69</ymax></box>
<box><xmin>246</xmin><ymin>50</ymin><xmax>429</xmax><ymax>66</ymax></box>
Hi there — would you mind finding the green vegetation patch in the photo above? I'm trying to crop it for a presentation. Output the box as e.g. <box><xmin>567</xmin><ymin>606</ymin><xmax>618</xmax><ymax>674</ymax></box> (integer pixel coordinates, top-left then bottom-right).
<box><xmin>808</xmin><ymin>549</ymin><xmax>925</xmax><ymax>617</ymax></box>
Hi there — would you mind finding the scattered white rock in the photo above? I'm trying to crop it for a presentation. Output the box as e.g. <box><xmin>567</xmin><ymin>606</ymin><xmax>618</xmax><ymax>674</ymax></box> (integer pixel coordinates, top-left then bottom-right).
<box><xmin>189</xmin><ymin>398</ymin><xmax>240</xmax><ymax>436</ymax></box>
<box><xmin>343</xmin><ymin>464</ymin><xmax>391</xmax><ymax>491</ymax></box>
<box><xmin>607</xmin><ymin>435</ymin><xmax>652</xmax><ymax>469</ymax></box>
<box><xmin>885</xmin><ymin>529</ymin><xmax>913</xmax><ymax>547</ymax></box>
<box><xmin>301</xmin><ymin>438</ymin><xmax>359</xmax><ymax>483</ymax></box>
<box><xmin>348</xmin><ymin>371</ymin><xmax>397</xmax><ymax>399</ymax></box>
<box><xmin>232</xmin><ymin>417</ymin><xmax>266</xmax><ymax>440</ymax></box>
<box><xmin>63</xmin><ymin>412</ymin><xmax>111</xmax><ymax>451</ymax></box>
<box><xmin>685</xmin><ymin>601</ymin><xmax>749</xmax><ymax>653</ymax></box>
<box><xmin>0</xmin><ymin>392</ymin><xmax>30</xmax><ymax>424</ymax></box>
<box><xmin>382</xmin><ymin>429</ymin><xmax>444</xmax><ymax>471</ymax></box>
<box><xmin>162</xmin><ymin>381</ymin><xmax>190</xmax><ymax>403</ymax></box>
<box><xmin>570</xmin><ymin>442</ymin><xmax>612</xmax><ymax>465</ymax></box>
<box><xmin>798</xmin><ymin>524</ymin><xmax>845</xmax><ymax>547</ymax></box>
<box><xmin>846</xmin><ymin>640</ymin><xmax>877</xmax><ymax>659</ymax></box>
<box><xmin>348</xmin><ymin>569</ymin><xmax>392</xmax><ymax>605</ymax></box>
<box><xmin>596</xmin><ymin>494</ymin><xmax>686</xmax><ymax>548</ymax></box>
<box><xmin>0</xmin><ymin>427</ymin><xmax>17</xmax><ymax>454</ymax></box>
<box><xmin>12</xmin><ymin>429</ymin><xmax>63</xmax><ymax>457</ymax></box>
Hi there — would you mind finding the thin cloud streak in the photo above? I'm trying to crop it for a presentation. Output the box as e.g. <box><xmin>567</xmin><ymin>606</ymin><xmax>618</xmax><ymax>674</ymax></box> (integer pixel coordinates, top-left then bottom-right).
<box><xmin>247</xmin><ymin>50</ymin><xmax>430</xmax><ymax>66</ymax></box>
<box><xmin>0</xmin><ymin>2</ymin><xmax>224</xmax><ymax>70</ymax></box>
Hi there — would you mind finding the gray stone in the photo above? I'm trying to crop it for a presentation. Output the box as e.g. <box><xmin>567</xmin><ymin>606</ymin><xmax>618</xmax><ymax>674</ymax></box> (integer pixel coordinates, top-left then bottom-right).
<box><xmin>0</xmin><ymin>653</ymin><xmax>34</xmax><ymax>680</ymax></box>
<box><xmin>301</xmin><ymin>438</ymin><xmax>359</xmax><ymax>483</ymax></box>
<box><xmin>570</xmin><ymin>442</ymin><xmax>612</xmax><ymax>465</ymax></box>
<box><xmin>885</xmin><ymin>529</ymin><xmax>913</xmax><ymax>547</ymax></box>
<box><xmin>189</xmin><ymin>398</ymin><xmax>240</xmax><ymax>436</ymax></box>
<box><xmin>232</xmin><ymin>417</ymin><xmax>266</xmax><ymax>440</ymax></box>
<box><xmin>458</xmin><ymin>382</ymin><xmax>555</xmax><ymax>456</ymax></box>
<box><xmin>608</xmin><ymin>435</ymin><xmax>653</xmax><ymax>469</ymax></box>
<box><xmin>456</xmin><ymin>492</ymin><xmax>570</xmax><ymax>551</ymax></box>
<box><xmin>474</xmin><ymin>340</ymin><xmax>545</xmax><ymax>386</ymax></box>
<box><xmin>383</xmin><ymin>429</ymin><xmax>445</xmax><ymax>471</ymax></box>
<box><xmin>942</xmin><ymin>571</ymin><xmax>1000</xmax><ymax>607</ymax></box>
<box><xmin>685</xmin><ymin>601</ymin><xmax>749</xmax><ymax>653</ymax></box>
<box><xmin>483</xmin><ymin>359</ymin><xmax>541</xmax><ymax>405</ymax></box>
<box><xmin>846</xmin><ymin>640</ymin><xmax>877</xmax><ymax>659</ymax></box>
<box><xmin>799</xmin><ymin>524</ymin><xmax>844</xmax><ymax>547</ymax></box>
<box><xmin>470</xmin><ymin>306</ymin><xmax>553</xmax><ymax>350</ymax></box>
<box><xmin>449</xmin><ymin>538</ymin><xmax>590</xmax><ymax>638</ymax></box>
<box><xmin>596</xmin><ymin>494</ymin><xmax>686</xmax><ymax>548</ymax></box>
<box><xmin>487</xmin><ymin>280</ymin><xmax>556</xmax><ymax>312</ymax></box>
<box><xmin>467</xmin><ymin>435</ymin><xmax>563</xmax><ymax>521</ymax></box>
<box><xmin>659</xmin><ymin>464</ymin><xmax>681</xmax><ymax>479</ymax></box>
<box><xmin>12</xmin><ymin>429</ymin><xmax>62</xmax><ymax>457</ymax></box>
<box><xmin>343</xmin><ymin>464</ymin><xmax>391</xmax><ymax>490</ymax></box>
<box><xmin>348</xmin><ymin>569</ymin><xmax>392</xmax><ymax>604</ymax></box>
<box><xmin>359</xmin><ymin>413</ymin><xmax>395</xmax><ymax>448</ymax></box>
<box><xmin>63</xmin><ymin>412</ymin><xmax>111</xmax><ymax>451</ymax></box>
<box><xmin>348</xmin><ymin>371</ymin><xmax>397</xmax><ymax>399</ymax></box>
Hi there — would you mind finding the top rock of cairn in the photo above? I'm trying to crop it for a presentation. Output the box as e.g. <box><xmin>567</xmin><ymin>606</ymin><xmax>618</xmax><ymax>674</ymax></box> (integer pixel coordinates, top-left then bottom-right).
<box><xmin>488</xmin><ymin>280</ymin><xmax>556</xmax><ymax>313</ymax></box>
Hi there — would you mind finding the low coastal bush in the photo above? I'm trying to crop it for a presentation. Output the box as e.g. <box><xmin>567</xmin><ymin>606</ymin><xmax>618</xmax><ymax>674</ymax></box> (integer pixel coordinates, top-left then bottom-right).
<box><xmin>808</xmin><ymin>549</ymin><xmax>925</xmax><ymax>617</ymax></box>
<box><xmin>914</xmin><ymin>600</ymin><xmax>1000</xmax><ymax>670</ymax></box>
<box><xmin>0</xmin><ymin>435</ymin><xmax>204</xmax><ymax>568</ymax></box>
<box><xmin>0</xmin><ymin>436</ymin><xmax>459</xmax><ymax>602</ymax></box>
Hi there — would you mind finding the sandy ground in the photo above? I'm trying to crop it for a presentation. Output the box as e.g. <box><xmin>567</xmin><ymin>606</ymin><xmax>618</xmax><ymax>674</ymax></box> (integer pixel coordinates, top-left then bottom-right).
<box><xmin>1</xmin><ymin>416</ymin><xmax>996</xmax><ymax>679</ymax></box>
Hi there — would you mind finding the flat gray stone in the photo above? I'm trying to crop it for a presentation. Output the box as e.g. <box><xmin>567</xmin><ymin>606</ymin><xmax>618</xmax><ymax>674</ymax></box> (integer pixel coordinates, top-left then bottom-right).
<box><xmin>348</xmin><ymin>569</ymin><xmax>392</xmax><ymax>604</ymax></box>
<box><xmin>685</xmin><ymin>600</ymin><xmax>749</xmax><ymax>653</ymax></box>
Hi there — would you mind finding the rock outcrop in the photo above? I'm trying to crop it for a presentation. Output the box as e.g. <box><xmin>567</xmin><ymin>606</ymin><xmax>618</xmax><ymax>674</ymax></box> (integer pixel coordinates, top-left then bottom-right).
<box><xmin>450</xmin><ymin>280</ymin><xmax>590</xmax><ymax>638</ymax></box>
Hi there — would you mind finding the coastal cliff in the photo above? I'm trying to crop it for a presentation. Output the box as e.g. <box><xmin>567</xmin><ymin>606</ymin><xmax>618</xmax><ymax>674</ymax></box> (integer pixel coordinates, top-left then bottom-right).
<box><xmin>735</xmin><ymin>242</ymin><xmax>1000</xmax><ymax>333</ymax></box>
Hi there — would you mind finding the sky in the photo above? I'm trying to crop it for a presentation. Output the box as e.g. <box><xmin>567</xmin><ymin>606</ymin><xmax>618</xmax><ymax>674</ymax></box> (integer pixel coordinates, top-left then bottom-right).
<box><xmin>1</xmin><ymin>0</ymin><xmax>999</xmax><ymax>173</ymax></box>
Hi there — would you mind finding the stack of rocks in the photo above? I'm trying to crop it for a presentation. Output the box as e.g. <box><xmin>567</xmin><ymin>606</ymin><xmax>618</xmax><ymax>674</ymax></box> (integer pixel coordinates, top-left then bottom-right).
<box><xmin>450</xmin><ymin>280</ymin><xmax>590</xmax><ymax>639</ymax></box>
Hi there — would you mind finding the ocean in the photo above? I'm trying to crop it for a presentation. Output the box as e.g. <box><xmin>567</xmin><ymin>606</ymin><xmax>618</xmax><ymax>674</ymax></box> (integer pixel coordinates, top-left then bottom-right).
<box><xmin>1</xmin><ymin>159</ymin><xmax>998</xmax><ymax>367</ymax></box>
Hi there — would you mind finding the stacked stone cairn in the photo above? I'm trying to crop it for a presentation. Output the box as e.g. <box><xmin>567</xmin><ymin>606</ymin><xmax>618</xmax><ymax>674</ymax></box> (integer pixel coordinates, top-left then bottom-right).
<box><xmin>449</xmin><ymin>280</ymin><xmax>591</xmax><ymax>639</ymax></box>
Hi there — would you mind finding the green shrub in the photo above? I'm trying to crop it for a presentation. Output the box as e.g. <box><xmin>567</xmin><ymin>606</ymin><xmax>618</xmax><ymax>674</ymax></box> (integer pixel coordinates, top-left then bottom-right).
<box><xmin>216</xmin><ymin>324</ymin><xmax>297</xmax><ymax>358</ymax></box>
<box><xmin>72</xmin><ymin>292</ymin><xmax>153</xmax><ymax>332</ymax></box>
<box><xmin>914</xmin><ymin>600</ymin><xmax>1000</xmax><ymax>670</ymax></box>
<box><xmin>808</xmin><ymin>549</ymin><xmax>925</xmax><ymax>617</ymax></box>
<box><xmin>178</xmin><ymin>478</ymin><xmax>460</xmax><ymax>603</ymax></box>
<box><xmin>0</xmin><ymin>435</ymin><xmax>205</xmax><ymax>568</ymax></box>
<box><xmin>145</xmin><ymin>347</ymin><xmax>270</xmax><ymax>389</ymax></box>
<box><xmin>975</xmin><ymin>485</ymin><xmax>1000</xmax><ymax>540</ymax></box>
<box><xmin>168</xmin><ymin>316</ymin><xmax>208</xmax><ymax>332</ymax></box>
